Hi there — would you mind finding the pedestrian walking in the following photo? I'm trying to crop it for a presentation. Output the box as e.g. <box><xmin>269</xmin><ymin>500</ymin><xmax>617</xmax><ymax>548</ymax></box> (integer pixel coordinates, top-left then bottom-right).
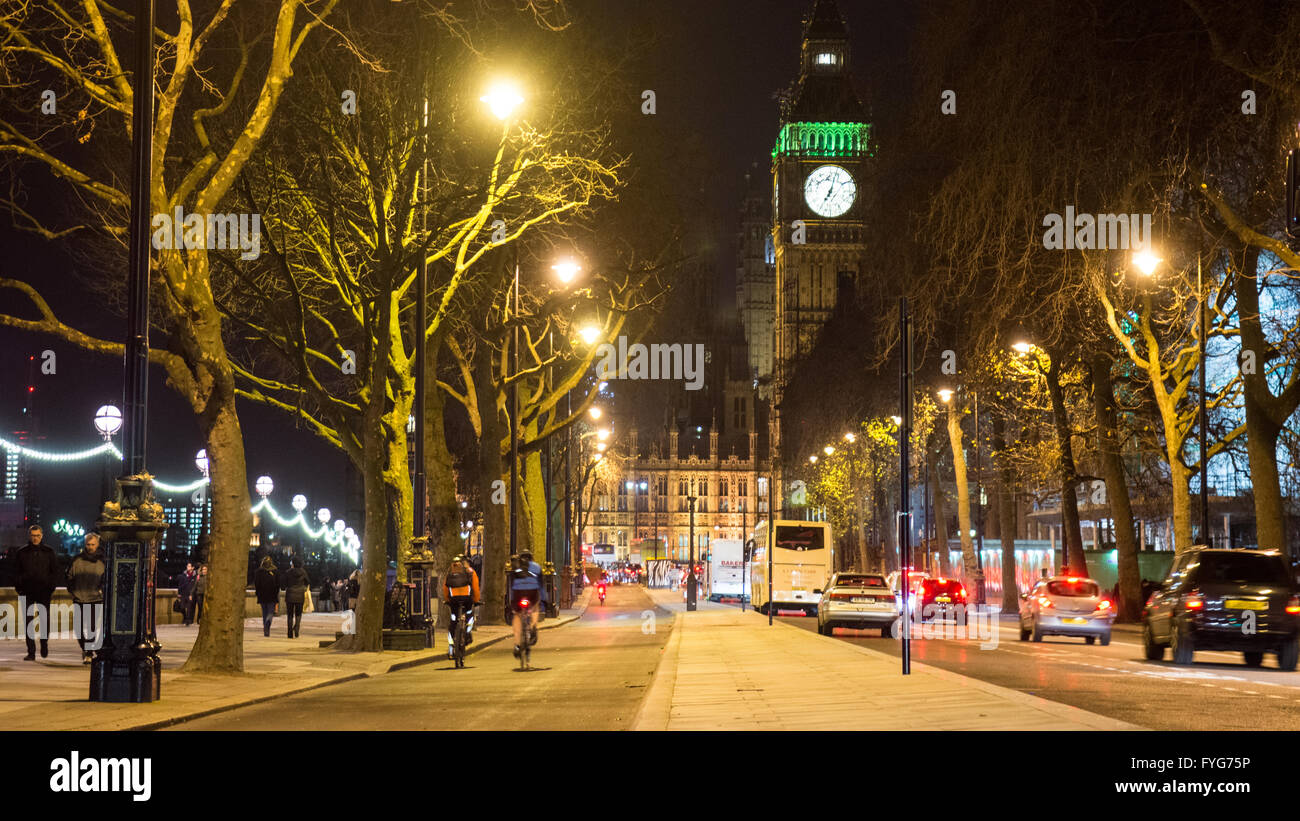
<box><xmin>193</xmin><ymin>565</ymin><xmax>209</xmax><ymax>623</ymax></box>
<box><xmin>177</xmin><ymin>562</ymin><xmax>198</xmax><ymax>625</ymax></box>
<box><xmin>332</xmin><ymin>578</ymin><xmax>345</xmax><ymax>613</ymax></box>
<box><xmin>15</xmin><ymin>524</ymin><xmax>59</xmax><ymax>661</ymax></box>
<box><xmin>347</xmin><ymin>570</ymin><xmax>360</xmax><ymax>611</ymax></box>
<box><xmin>254</xmin><ymin>556</ymin><xmax>279</xmax><ymax>637</ymax></box>
<box><xmin>282</xmin><ymin>557</ymin><xmax>310</xmax><ymax>639</ymax></box>
<box><xmin>66</xmin><ymin>532</ymin><xmax>106</xmax><ymax>663</ymax></box>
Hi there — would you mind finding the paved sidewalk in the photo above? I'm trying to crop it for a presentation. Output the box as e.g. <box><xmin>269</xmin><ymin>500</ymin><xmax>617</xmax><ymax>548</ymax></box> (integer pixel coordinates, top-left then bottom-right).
<box><xmin>633</xmin><ymin>603</ymin><xmax>1141</xmax><ymax>731</ymax></box>
<box><xmin>1</xmin><ymin>590</ymin><xmax>590</xmax><ymax>731</ymax></box>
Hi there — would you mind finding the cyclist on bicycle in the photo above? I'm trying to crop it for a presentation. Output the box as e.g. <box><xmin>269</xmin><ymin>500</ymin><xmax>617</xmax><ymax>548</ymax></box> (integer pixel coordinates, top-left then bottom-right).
<box><xmin>508</xmin><ymin>550</ymin><xmax>547</xmax><ymax>659</ymax></box>
<box><xmin>441</xmin><ymin>554</ymin><xmax>480</xmax><ymax>659</ymax></box>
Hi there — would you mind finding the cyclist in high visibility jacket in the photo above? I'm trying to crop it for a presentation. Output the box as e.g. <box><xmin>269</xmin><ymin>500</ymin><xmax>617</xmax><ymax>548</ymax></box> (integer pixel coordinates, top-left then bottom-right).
<box><xmin>441</xmin><ymin>555</ymin><xmax>480</xmax><ymax>658</ymax></box>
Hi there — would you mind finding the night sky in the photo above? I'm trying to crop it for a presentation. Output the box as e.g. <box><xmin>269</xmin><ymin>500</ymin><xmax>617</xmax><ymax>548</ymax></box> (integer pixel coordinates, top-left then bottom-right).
<box><xmin>0</xmin><ymin>0</ymin><xmax>903</xmax><ymax>543</ymax></box>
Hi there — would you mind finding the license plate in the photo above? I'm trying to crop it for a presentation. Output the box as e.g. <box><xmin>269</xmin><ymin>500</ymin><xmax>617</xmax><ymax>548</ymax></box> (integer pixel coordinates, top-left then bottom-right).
<box><xmin>1225</xmin><ymin>600</ymin><xmax>1267</xmax><ymax>611</ymax></box>
<box><xmin>1063</xmin><ymin>617</ymin><xmax>1087</xmax><ymax>624</ymax></box>
<box><xmin>852</xmin><ymin>597</ymin><xmax>873</xmax><ymax>604</ymax></box>
<box><xmin>936</xmin><ymin>596</ymin><xmax>951</xmax><ymax>603</ymax></box>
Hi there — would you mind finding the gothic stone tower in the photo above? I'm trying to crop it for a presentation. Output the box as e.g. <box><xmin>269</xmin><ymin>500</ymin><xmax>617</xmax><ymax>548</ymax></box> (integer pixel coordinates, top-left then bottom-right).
<box><xmin>771</xmin><ymin>0</ymin><xmax>872</xmax><ymax>463</ymax></box>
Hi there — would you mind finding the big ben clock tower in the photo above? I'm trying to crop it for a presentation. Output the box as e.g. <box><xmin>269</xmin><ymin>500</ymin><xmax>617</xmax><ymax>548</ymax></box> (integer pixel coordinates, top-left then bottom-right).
<box><xmin>770</xmin><ymin>0</ymin><xmax>871</xmax><ymax>471</ymax></box>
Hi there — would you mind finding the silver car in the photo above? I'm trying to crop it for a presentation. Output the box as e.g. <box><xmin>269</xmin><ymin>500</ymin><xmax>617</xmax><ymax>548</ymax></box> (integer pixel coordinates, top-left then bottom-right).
<box><xmin>1018</xmin><ymin>575</ymin><xmax>1114</xmax><ymax>644</ymax></box>
<box><xmin>817</xmin><ymin>573</ymin><xmax>899</xmax><ymax>637</ymax></box>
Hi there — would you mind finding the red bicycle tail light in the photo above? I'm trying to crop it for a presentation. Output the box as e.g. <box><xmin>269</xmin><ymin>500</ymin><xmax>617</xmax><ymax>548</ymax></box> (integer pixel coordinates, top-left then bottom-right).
<box><xmin>520</xmin><ymin>599</ymin><xmax>530</xmax><ymax>607</ymax></box>
<box><xmin>1286</xmin><ymin>596</ymin><xmax>1300</xmax><ymax>614</ymax></box>
<box><xmin>1184</xmin><ymin>593</ymin><xmax>1204</xmax><ymax>610</ymax></box>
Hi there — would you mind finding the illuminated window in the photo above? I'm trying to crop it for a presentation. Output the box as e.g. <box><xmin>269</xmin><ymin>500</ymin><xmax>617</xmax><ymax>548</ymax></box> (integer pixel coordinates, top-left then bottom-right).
<box><xmin>816</xmin><ymin>52</ymin><xmax>838</xmax><ymax>66</ymax></box>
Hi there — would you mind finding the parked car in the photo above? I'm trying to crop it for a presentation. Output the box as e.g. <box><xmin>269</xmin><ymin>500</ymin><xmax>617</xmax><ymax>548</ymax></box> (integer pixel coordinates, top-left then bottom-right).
<box><xmin>1019</xmin><ymin>575</ymin><xmax>1114</xmax><ymax>644</ymax></box>
<box><xmin>1142</xmin><ymin>547</ymin><xmax>1300</xmax><ymax>670</ymax></box>
<box><xmin>817</xmin><ymin>572</ymin><xmax>899</xmax><ymax>637</ymax></box>
<box><xmin>913</xmin><ymin>577</ymin><xmax>968</xmax><ymax>621</ymax></box>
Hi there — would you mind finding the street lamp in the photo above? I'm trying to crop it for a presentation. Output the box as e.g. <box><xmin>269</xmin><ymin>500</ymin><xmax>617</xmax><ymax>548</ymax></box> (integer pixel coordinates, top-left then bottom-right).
<box><xmin>317</xmin><ymin>508</ymin><xmax>331</xmax><ymax>526</ymax></box>
<box><xmin>94</xmin><ymin>404</ymin><xmax>123</xmax><ymax>441</ymax></box>
<box><xmin>589</xmin><ymin>406</ymin><xmax>603</xmax><ymax>420</ymax></box>
<box><xmin>1132</xmin><ymin>250</ymin><xmax>1163</xmax><ymax>277</ymax></box>
<box><xmin>579</xmin><ymin>325</ymin><xmax>602</xmax><ymax>346</ymax></box>
<box><xmin>255</xmin><ymin>475</ymin><xmax>274</xmax><ymax>499</ymax></box>
<box><xmin>93</xmin><ymin>405</ymin><xmax>123</xmax><ymax>507</ymax></box>
<box><xmin>844</xmin><ymin>432</ymin><xmax>856</xmax><ymax>443</ymax></box>
<box><xmin>809</xmin><ymin>455</ymin><xmax>818</xmax><ymax>464</ymax></box>
<box><xmin>481</xmin><ymin>82</ymin><xmax>524</xmax><ymax>121</ymax></box>
<box><xmin>552</xmin><ymin>259</ymin><xmax>582</xmax><ymax>285</ymax></box>
<box><xmin>823</xmin><ymin>445</ymin><xmax>835</xmax><ymax>456</ymax></box>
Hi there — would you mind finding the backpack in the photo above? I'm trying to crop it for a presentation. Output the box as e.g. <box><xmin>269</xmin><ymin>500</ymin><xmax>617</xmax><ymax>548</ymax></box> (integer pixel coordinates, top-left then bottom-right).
<box><xmin>445</xmin><ymin>567</ymin><xmax>472</xmax><ymax>597</ymax></box>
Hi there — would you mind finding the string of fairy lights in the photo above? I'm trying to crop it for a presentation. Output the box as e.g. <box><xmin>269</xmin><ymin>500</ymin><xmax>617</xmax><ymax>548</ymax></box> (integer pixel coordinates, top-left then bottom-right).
<box><xmin>0</xmin><ymin>434</ymin><xmax>360</xmax><ymax>564</ymax></box>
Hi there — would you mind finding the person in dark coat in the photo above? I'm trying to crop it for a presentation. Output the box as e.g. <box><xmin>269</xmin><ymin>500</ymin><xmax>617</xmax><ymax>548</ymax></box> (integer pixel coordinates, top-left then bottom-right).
<box><xmin>66</xmin><ymin>532</ymin><xmax>106</xmax><ymax>663</ymax></box>
<box><xmin>193</xmin><ymin>565</ymin><xmax>209</xmax><ymax>623</ymax></box>
<box><xmin>282</xmin><ymin>557</ymin><xmax>310</xmax><ymax>638</ymax></box>
<box><xmin>319</xmin><ymin>576</ymin><xmax>332</xmax><ymax>613</ymax></box>
<box><xmin>177</xmin><ymin>562</ymin><xmax>198</xmax><ymax>625</ymax></box>
<box><xmin>15</xmin><ymin>525</ymin><xmax>59</xmax><ymax>661</ymax></box>
<box><xmin>254</xmin><ymin>556</ymin><xmax>279</xmax><ymax>637</ymax></box>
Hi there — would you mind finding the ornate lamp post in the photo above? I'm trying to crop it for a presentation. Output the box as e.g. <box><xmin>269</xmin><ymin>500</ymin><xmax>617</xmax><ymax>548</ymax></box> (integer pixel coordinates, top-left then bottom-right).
<box><xmin>91</xmin><ymin>0</ymin><xmax>165</xmax><ymax>704</ymax></box>
<box><xmin>292</xmin><ymin>494</ymin><xmax>307</xmax><ymax>559</ymax></box>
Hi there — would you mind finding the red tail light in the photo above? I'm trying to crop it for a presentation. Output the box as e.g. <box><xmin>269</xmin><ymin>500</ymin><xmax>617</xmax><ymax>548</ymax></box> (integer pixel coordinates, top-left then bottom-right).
<box><xmin>520</xmin><ymin>599</ymin><xmax>530</xmax><ymax>608</ymax></box>
<box><xmin>956</xmin><ymin>586</ymin><xmax>967</xmax><ymax>601</ymax></box>
<box><xmin>1286</xmin><ymin>596</ymin><xmax>1300</xmax><ymax>614</ymax></box>
<box><xmin>1097</xmin><ymin>599</ymin><xmax>1112</xmax><ymax>612</ymax></box>
<box><xmin>1184</xmin><ymin>593</ymin><xmax>1204</xmax><ymax>610</ymax></box>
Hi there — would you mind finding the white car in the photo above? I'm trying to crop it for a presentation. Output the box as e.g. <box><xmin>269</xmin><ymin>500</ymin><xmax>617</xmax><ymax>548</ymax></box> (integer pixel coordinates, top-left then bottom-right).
<box><xmin>817</xmin><ymin>572</ymin><xmax>899</xmax><ymax>637</ymax></box>
<box><xmin>1019</xmin><ymin>575</ymin><xmax>1114</xmax><ymax>644</ymax></box>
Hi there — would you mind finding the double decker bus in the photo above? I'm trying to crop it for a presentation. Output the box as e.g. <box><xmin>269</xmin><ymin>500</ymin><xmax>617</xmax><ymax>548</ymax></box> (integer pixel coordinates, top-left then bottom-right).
<box><xmin>749</xmin><ymin>519</ymin><xmax>833</xmax><ymax>615</ymax></box>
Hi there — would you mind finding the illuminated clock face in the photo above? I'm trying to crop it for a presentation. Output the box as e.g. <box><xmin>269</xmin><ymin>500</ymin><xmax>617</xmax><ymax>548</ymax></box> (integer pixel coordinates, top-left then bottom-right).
<box><xmin>803</xmin><ymin>164</ymin><xmax>856</xmax><ymax>218</ymax></box>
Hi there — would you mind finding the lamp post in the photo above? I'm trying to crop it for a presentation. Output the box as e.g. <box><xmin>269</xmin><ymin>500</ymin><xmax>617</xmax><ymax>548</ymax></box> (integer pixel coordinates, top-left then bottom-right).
<box><xmin>318</xmin><ymin>507</ymin><xmax>332</xmax><ymax>575</ymax></box>
<box><xmin>292</xmin><ymin>494</ymin><xmax>307</xmax><ymax>560</ymax></box>
<box><xmin>686</xmin><ymin>495</ymin><xmax>698</xmax><ymax>611</ymax></box>
<box><xmin>899</xmin><ymin>297</ymin><xmax>912</xmax><ymax>675</ymax></box>
<box><xmin>480</xmin><ymin>85</ymin><xmax>526</xmax><ymax>566</ymax></box>
<box><xmin>92</xmin><ymin>0</ymin><xmax>163</xmax><ymax>705</ymax></box>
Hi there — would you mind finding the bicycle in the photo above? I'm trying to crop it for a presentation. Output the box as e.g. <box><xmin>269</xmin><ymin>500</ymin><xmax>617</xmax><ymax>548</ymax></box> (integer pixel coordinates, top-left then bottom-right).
<box><xmin>511</xmin><ymin>593</ymin><xmax>539</xmax><ymax>671</ymax></box>
<box><xmin>450</xmin><ymin>600</ymin><xmax>470</xmax><ymax>669</ymax></box>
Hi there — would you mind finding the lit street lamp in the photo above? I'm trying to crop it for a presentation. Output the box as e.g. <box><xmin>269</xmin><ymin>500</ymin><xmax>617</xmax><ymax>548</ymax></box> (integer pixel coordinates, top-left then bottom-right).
<box><xmin>93</xmin><ymin>405</ymin><xmax>122</xmax><ymax>505</ymax></box>
<box><xmin>255</xmin><ymin>475</ymin><xmax>274</xmax><ymax>499</ymax></box>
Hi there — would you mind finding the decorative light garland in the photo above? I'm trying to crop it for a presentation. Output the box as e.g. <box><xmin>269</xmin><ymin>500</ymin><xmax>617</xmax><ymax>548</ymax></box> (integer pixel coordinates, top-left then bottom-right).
<box><xmin>0</xmin><ymin>434</ymin><xmax>359</xmax><ymax>564</ymax></box>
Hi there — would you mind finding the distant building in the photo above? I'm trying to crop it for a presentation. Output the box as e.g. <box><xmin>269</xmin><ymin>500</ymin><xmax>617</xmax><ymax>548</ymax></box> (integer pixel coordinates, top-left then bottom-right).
<box><xmin>161</xmin><ymin>495</ymin><xmax>210</xmax><ymax>557</ymax></box>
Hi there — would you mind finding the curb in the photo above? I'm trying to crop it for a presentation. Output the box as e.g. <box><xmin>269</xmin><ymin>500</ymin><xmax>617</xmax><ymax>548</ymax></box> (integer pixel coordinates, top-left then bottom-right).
<box><xmin>767</xmin><ymin>614</ymin><xmax>1144</xmax><ymax>731</ymax></box>
<box><xmin>631</xmin><ymin>617</ymin><xmax>682</xmax><ymax>731</ymax></box>
<box><xmin>125</xmin><ymin>612</ymin><xmax>584</xmax><ymax>731</ymax></box>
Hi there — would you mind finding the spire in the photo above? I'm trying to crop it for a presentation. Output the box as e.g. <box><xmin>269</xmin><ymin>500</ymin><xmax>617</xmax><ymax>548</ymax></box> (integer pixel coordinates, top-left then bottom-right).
<box><xmin>804</xmin><ymin>0</ymin><xmax>848</xmax><ymax>40</ymax></box>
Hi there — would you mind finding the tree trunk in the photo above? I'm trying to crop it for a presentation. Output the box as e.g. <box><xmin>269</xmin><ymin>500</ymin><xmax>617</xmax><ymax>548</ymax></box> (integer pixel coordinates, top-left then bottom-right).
<box><xmin>992</xmin><ymin>416</ymin><xmax>1020</xmax><ymax>613</ymax></box>
<box><xmin>1046</xmin><ymin>350</ymin><xmax>1086</xmax><ymax>573</ymax></box>
<box><xmin>1091</xmin><ymin>353</ymin><xmax>1142</xmax><ymax>620</ymax></box>
<box><xmin>182</xmin><ymin>397</ymin><xmax>253</xmax><ymax>673</ymax></box>
<box><xmin>1235</xmin><ymin>250</ymin><xmax>1290</xmax><ymax>552</ymax></box>
<box><xmin>930</xmin><ymin>443</ymin><xmax>952</xmax><ymax>576</ymax></box>
<box><xmin>947</xmin><ymin>401</ymin><xmax>976</xmax><ymax>582</ymax></box>
<box><xmin>521</xmin><ymin>421</ymin><xmax>547</xmax><ymax>560</ymax></box>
